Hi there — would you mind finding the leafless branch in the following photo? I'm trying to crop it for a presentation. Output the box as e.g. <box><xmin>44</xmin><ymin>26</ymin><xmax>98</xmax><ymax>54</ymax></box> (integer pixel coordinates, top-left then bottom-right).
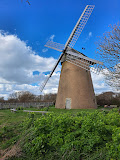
<box><xmin>96</xmin><ymin>22</ymin><xmax>120</xmax><ymax>89</ymax></box>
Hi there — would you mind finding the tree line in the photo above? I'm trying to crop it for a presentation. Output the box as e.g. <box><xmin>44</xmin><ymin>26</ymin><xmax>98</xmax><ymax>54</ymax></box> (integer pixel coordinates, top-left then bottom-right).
<box><xmin>0</xmin><ymin>91</ymin><xmax>120</xmax><ymax>106</ymax></box>
<box><xmin>96</xmin><ymin>91</ymin><xmax>120</xmax><ymax>107</ymax></box>
<box><xmin>0</xmin><ymin>91</ymin><xmax>57</xmax><ymax>103</ymax></box>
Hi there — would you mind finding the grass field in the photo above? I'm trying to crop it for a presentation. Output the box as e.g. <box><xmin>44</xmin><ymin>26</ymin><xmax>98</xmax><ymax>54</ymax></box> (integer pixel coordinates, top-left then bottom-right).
<box><xmin>0</xmin><ymin>106</ymin><xmax>109</xmax><ymax>159</ymax></box>
<box><xmin>0</xmin><ymin>106</ymin><xmax>98</xmax><ymax>127</ymax></box>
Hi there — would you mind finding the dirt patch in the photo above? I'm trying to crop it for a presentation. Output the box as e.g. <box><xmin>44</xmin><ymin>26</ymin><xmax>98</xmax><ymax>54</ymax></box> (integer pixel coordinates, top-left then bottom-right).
<box><xmin>0</xmin><ymin>142</ymin><xmax>21</xmax><ymax>160</ymax></box>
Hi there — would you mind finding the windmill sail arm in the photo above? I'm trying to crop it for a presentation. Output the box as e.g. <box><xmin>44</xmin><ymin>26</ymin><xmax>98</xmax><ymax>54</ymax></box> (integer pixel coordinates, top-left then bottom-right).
<box><xmin>49</xmin><ymin>53</ymin><xmax>64</xmax><ymax>77</ymax></box>
<box><xmin>40</xmin><ymin>53</ymin><xmax>64</xmax><ymax>92</ymax></box>
<box><xmin>66</xmin><ymin>56</ymin><xmax>102</xmax><ymax>74</ymax></box>
<box><xmin>66</xmin><ymin>50</ymin><xmax>103</xmax><ymax>65</ymax></box>
<box><xmin>64</xmin><ymin>5</ymin><xmax>95</xmax><ymax>49</ymax></box>
<box><xmin>45</xmin><ymin>40</ymin><xmax>65</xmax><ymax>52</ymax></box>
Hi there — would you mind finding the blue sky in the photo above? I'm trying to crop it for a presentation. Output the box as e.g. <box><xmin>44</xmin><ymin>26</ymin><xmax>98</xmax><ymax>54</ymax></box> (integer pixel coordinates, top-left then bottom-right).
<box><xmin>1</xmin><ymin>0</ymin><xmax>120</xmax><ymax>58</ymax></box>
<box><xmin>0</xmin><ymin>0</ymin><xmax>120</xmax><ymax>99</ymax></box>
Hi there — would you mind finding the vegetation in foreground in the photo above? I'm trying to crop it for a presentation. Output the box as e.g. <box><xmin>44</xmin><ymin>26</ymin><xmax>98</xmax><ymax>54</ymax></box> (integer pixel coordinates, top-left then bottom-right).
<box><xmin>1</xmin><ymin>107</ymin><xmax>120</xmax><ymax>159</ymax></box>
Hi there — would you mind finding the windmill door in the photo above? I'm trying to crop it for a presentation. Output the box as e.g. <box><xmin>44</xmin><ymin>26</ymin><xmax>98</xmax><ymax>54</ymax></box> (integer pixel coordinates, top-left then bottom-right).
<box><xmin>66</xmin><ymin>98</ymin><xmax>71</xmax><ymax>109</ymax></box>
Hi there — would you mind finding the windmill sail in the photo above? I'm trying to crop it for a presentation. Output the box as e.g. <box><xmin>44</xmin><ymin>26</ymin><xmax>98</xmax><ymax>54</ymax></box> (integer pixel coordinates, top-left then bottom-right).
<box><xmin>66</xmin><ymin>48</ymin><xmax>103</xmax><ymax>65</ymax></box>
<box><xmin>40</xmin><ymin>53</ymin><xmax>64</xmax><ymax>92</ymax></box>
<box><xmin>45</xmin><ymin>40</ymin><xmax>65</xmax><ymax>52</ymax></box>
<box><xmin>44</xmin><ymin>5</ymin><xmax>95</xmax><ymax>53</ymax></box>
<box><xmin>64</xmin><ymin>5</ymin><xmax>95</xmax><ymax>49</ymax></box>
<box><xmin>65</xmin><ymin>48</ymin><xmax>103</xmax><ymax>74</ymax></box>
<box><xmin>66</xmin><ymin>54</ymin><xmax>102</xmax><ymax>74</ymax></box>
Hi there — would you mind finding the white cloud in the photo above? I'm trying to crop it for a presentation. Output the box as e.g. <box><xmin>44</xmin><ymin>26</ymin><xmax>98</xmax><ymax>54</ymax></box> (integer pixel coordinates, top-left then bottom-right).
<box><xmin>89</xmin><ymin>32</ymin><xmax>92</xmax><ymax>37</ymax></box>
<box><xmin>0</xmin><ymin>31</ymin><xmax>60</xmax><ymax>84</ymax></box>
<box><xmin>84</xmin><ymin>31</ymin><xmax>93</xmax><ymax>42</ymax></box>
<box><xmin>42</xmin><ymin>48</ymin><xmax>48</xmax><ymax>53</ymax></box>
<box><xmin>91</xmin><ymin>71</ymin><xmax>119</xmax><ymax>94</ymax></box>
<box><xmin>0</xmin><ymin>84</ymin><xmax>41</xmax><ymax>99</ymax></box>
<box><xmin>0</xmin><ymin>94</ymin><xmax>8</xmax><ymax>100</ymax></box>
<box><xmin>49</xmin><ymin>34</ymin><xmax>55</xmax><ymax>41</ymax></box>
<box><xmin>0</xmin><ymin>31</ymin><xmax>116</xmax><ymax>100</ymax></box>
<box><xmin>43</xmin><ymin>72</ymin><xmax>60</xmax><ymax>94</ymax></box>
<box><xmin>0</xmin><ymin>31</ymin><xmax>61</xmax><ymax>99</ymax></box>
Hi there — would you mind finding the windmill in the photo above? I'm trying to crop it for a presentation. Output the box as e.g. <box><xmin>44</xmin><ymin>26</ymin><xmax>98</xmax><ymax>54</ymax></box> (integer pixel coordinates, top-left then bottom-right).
<box><xmin>40</xmin><ymin>5</ymin><xmax>103</xmax><ymax>109</ymax></box>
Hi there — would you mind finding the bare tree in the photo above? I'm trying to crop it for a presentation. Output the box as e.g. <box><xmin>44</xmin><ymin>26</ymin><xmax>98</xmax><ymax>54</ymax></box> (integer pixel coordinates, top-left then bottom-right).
<box><xmin>7</xmin><ymin>91</ymin><xmax>57</xmax><ymax>103</ymax></box>
<box><xmin>18</xmin><ymin>91</ymin><xmax>35</xmax><ymax>102</ymax></box>
<box><xmin>8</xmin><ymin>91</ymin><xmax>35</xmax><ymax>102</ymax></box>
<box><xmin>0</xmin><ymin>97</ymin><xmax>4</xmax><ymax>103</ymax></box>
<box><xmin>43</xmin><ymin>93</ymin><xmax>57</xmax><ymax>102</ymax></box>
<box><xmin>96</xmin><ymin>23</ymin><xmax>120</xmax><ymax>89</ymax></box>
<box><xmin>96</xmin><ymin>92</ymin><xmax>120</xmax><ymax>106</ymax></box>
<box><xmin>8</xmin><ymin>92</ymin><xmax>18</xmax><ymax>102</ymax></box>
<box><xmin>36</xmin><ymin>95</ymin><xmax>44</xmax><ymax>102</ymax></box>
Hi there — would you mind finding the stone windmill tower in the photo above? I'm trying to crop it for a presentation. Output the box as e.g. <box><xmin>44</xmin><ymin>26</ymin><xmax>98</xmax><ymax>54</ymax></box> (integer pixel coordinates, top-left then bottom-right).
<box><xmin>40</xmin><ymin>5</ymin><xmax>103</xmax><ymax>109</ymax></box>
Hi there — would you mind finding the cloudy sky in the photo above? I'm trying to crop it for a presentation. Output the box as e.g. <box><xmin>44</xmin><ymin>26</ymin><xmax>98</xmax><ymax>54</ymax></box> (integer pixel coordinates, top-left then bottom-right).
<box><xmin>0</xmin><ymin>0</ymin><xmax>120</xmax><ymax>99</ymax></box>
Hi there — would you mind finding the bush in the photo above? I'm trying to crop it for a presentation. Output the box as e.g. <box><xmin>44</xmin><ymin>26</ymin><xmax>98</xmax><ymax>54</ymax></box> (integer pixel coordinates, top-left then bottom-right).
<box><xmin>21</xmin><ymin>110</ymin><xmax>120</xmax><ymax>160</ymax></box>
<box><xmin>17</xmin><ymin>107</ymin><xmax>23</xmax><ymax>110</ymax></box>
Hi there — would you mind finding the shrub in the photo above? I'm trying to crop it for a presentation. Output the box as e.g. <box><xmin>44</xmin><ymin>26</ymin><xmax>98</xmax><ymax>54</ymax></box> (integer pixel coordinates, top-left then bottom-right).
<box><xmin>21</xmin><ymin>110</ymin><xmax>120</xmax><ymax>160</ymax></box>
<box><xmin>17</xmin><ymin>107</ymin><xmax>23</xmax><ymax>110</ymax></box>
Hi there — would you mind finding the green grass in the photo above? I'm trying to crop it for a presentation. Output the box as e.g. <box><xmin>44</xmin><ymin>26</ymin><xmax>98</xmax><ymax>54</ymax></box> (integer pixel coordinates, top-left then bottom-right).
<box><xmin>48</xmin><ymin>107</ymin><xmax>97</xmax><ymax>113</ymax></box>
<box><xmin>0</xmin><ymin>109</ymin><xmax>43</xmax><ymax>150</ymax></box>
<box><xmin>0</xmin><ymin>110</ymin><xmax>28</xmax><ymax>126</ymax></box>
<box><xmin>0</xmin><ymin>110</ymin><xmax>25</xmax><ymax>150</ymax></box>
<box><xmin>25</xmin><ymin>105</ymin><xmax>99</xmax><ymax>112</ymax></box>
<box><xmin>0</xmin><ymin>106</ymin><xmax>107</xmax><ymax>127</ymax></box>
<box><xmin>0</xmin><ymin>106</ymin><xmax>110</xmax><ymax>159</ymax></box>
